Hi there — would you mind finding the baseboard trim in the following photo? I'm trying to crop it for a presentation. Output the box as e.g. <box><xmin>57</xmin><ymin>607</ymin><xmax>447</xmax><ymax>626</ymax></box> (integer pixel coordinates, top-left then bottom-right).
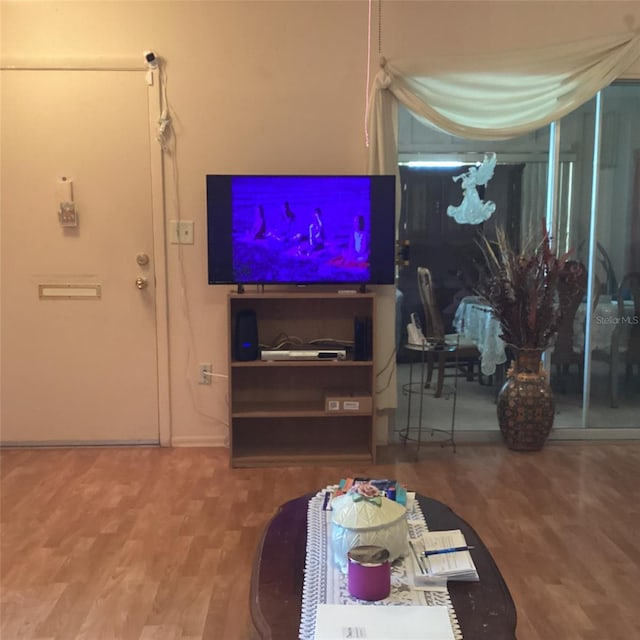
<box><xmin>549</xmin><ymin>427</ymin><xmax>640</xmax><ymax>440</ymax></box>
<box><xmin>170</xmin><ymin>435</ymin><xmax>227</xmax><ymax>447</ymax></box>
<box><xmin>0</xmin><ymin>439</ymin><xmax>159</xmax><ymax>448</ymax></box>
<box><xmin>451</xmin><ymin>431</ymin><xmax>503</xmax><ymax>443</ymax></box>
<box><xmin>455</xmin><ymin>429</ymin><xmax>640</xmax><ymax>442</ymax></box>
<box><xmin>386</xmin><ymin>427</ymin><xmax>640</xmax><ymax>446</ymax></box>
<box><xmin>0</xmin><ymin>436</ymin><xmax>229</xmax><ymax>449</ymax></box>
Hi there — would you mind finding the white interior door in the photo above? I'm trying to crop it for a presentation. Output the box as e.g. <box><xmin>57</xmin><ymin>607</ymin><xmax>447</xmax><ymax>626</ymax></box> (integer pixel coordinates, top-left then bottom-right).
<box><xmin>1</xmin><ymin>70</ymin><xmax>160</xmax><ymax>444</ymax></box>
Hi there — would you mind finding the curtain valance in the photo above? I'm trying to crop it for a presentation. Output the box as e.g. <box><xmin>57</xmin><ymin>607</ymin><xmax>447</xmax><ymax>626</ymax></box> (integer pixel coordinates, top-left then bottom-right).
<box><xmin>367</xmin><ymin>31</ymin><xmax>640</xmax><ymax>173</ymax></box>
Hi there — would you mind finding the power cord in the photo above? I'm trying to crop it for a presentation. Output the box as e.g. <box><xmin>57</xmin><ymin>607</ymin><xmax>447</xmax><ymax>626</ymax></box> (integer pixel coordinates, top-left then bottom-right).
<box><xmin>156</xmin><ymin>60</ymin><xmax>172</xmax><ymax>151</ymax></box>
<box><xmin>202</xmin><ymin>371</ymin><xmax>228</xmax><ymax>380</ymax></box>
<box><xmin>157</xmin><ymin>108</ymin><xmax>171</xmax><ymax>151</ymax></box>
<box><xmin>151</xmin><ymin>52</ymin><xmax>228</xmax><ymax>431</ymax></box>
<box><xmin>376</xmin><ymin>345</ymin><xmax>397</xmax><ymax>395</ymax></box>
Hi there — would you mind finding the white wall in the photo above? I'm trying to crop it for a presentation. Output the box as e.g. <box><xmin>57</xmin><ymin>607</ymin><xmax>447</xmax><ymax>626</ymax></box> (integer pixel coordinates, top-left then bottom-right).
<box><xmin>2</xmin><ymin>1</ymin><xmax>640</xmax><ymax>446</ymax></box>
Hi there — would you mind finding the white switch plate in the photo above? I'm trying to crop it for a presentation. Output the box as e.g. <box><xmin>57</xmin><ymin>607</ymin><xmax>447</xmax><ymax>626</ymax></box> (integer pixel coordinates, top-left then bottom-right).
<box><xmin>169</xmin><ymin>220</ymin><xmax>194</xmax><ymax>244</ymax></box>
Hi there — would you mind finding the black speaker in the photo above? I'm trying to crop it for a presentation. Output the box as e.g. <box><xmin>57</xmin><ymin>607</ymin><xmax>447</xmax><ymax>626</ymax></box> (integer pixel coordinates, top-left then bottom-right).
<box><xmin>235</xmin><ymin>309</ymin><xmax>259</xmax><ymax>361</ymax></box>
<box><xmin>354</xmin><ymin>316</ymin><xmax>372</xmax><ymax>361</ymax></box>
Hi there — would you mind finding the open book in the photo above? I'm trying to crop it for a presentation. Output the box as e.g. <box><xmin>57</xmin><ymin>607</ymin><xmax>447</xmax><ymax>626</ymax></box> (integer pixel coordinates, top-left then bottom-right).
<box><xmin>412</xmin><ymin>529</ymin><xmax>479</xmax><ymax>582</ymax></box>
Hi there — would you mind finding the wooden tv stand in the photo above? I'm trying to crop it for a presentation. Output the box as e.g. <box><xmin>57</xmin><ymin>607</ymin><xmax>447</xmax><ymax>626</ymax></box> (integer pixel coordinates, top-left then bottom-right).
<box><xmin>228</xmin><ymin>290</ymin><xmax>376</xmax><ymax>468</ymax></box>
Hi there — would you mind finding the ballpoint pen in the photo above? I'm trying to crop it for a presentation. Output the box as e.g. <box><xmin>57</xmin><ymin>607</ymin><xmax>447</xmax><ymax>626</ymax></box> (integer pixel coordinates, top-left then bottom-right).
<box><xmin>423</xmin><ymin>545</ymin><xmax>475</xmax><ymax>557</ymax></box>
<box><xmin>408</xmin><ymin>539</ymin><xmax>427</xmax><ymax>574</ymax></box>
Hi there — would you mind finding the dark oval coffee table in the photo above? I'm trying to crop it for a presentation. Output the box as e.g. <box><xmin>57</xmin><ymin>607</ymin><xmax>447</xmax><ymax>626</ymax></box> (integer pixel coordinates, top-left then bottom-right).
<box><xmin>250</xmin><ymin>493</ymin><xmax>517</xmax><ymax>639</ymax></box>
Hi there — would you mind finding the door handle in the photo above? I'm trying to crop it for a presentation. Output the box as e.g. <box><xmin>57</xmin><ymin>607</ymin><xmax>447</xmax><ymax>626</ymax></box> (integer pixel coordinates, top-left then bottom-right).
<box><xmin>135</xmin><ymin>276</ymin><xmax>149</xmax><ymax>290</ymax></box>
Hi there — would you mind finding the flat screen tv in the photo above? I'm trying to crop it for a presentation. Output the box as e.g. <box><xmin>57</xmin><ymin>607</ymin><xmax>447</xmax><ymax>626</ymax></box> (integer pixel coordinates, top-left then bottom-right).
<box><xmin>206</xmin><ymin>174</ymin><xmax>396</xmax><ymax>286</ymax></box>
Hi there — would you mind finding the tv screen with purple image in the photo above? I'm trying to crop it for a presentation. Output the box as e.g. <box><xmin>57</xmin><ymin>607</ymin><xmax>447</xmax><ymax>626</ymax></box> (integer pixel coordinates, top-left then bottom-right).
<box><xmin>206</xmin><ymin>175</ymin><xmax>396</xmax><ymax>285</ymax></box>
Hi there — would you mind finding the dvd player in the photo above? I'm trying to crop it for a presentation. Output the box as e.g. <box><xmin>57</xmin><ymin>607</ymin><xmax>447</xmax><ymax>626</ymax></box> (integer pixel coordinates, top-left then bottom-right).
<box><xmin>261</xmin><ymin>348</ymin><xmax>347</xmax><ymax>361</ymax></box>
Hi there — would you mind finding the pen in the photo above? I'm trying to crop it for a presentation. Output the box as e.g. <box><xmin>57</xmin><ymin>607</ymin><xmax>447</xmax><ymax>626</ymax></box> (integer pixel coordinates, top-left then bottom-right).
<box><xmin>424</xmin><ymin>545</ymin><xmax>475</xmax><ymax>557</ymax></box>
<box><xmin>408</xmin><ymin>539</ymin><xmax>426</xmax><ymax>575</ymax></box>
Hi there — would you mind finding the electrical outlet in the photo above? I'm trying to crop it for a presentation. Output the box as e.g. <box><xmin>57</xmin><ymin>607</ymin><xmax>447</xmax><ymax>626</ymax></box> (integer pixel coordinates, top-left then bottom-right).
<box><xmin>198</xmin><ymin>363</ymin><xmax>212</xmax><ymax>384</ymax></box>
<box><xmin>170</xmin><ymin>220</ymin><xmax>194</xmax><ymax>244</ymax></box>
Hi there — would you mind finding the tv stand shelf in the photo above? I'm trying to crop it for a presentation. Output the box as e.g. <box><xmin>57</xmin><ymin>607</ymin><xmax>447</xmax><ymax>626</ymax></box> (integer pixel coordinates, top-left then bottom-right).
<box><xmin>231</xmin><ymin>359</ymin><xmax>369</xmax><ymax>368</ymax></box>
<box><xmin>228</xmin><ymin>291</ymin><xmax>376</xmax><ymax>468</ymax></box>
<box><xmin>233</xmin><ymin>400</ymin><xmax>367</xmax><ymax>417</ymax></box>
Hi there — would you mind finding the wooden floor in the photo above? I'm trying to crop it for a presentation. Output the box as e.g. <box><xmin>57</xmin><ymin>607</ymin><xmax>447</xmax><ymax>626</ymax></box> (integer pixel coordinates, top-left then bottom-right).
<box><xmin>1</xmin><ymin>442</ymin><xmax>639</xmax><ymax>640</ymax></box>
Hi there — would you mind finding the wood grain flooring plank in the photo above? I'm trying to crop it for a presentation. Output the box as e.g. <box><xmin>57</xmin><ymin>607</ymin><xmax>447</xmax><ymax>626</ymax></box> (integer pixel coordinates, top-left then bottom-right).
<box><xmin>2</xmin><ymin>443</ymin><xmax>640</xmax><ymax>639</ymax></box>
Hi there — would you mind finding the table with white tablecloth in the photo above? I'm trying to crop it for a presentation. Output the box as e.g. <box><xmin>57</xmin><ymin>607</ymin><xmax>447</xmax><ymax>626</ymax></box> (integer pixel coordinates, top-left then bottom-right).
<box><xmin>573</xmin><ymin>297</ymin><xmax>636</xmax><ymax>352</ymax></box>
<box><xmin>453</xmin><ymin>296</ymin><xmax>636</xmax><ymax>376</ymax></box>
<box><xmin>452</xmin><ymin>297</ymin><xmax>505</xmax><ymax>376</ymax></box>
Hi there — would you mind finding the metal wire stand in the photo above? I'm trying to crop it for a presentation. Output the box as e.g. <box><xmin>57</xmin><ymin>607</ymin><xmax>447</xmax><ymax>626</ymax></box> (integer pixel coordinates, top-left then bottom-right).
<box><xmin>398</xmin><ymin>339</ymin><xmax>459</xmax><ymax>458</ymax></box>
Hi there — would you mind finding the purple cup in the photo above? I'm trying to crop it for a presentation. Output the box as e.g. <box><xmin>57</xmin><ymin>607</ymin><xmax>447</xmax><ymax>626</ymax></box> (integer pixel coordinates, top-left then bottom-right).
<box><xmin>347</xmin><ymin>545</ymin><xmax>391</xmax><ymax>601</ymax></box>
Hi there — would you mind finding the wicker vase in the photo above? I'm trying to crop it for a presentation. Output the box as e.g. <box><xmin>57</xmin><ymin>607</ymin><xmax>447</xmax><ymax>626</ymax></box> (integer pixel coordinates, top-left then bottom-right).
<box><xmin>496</xmin><ymin>348</ymin><xmax>555</xmax><ymax>451</ymax></box>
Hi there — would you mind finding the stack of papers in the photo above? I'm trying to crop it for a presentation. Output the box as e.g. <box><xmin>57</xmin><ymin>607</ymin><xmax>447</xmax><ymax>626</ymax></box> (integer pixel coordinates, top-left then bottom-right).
<box><xmin>411</xmin><ymin>529</ymin><xmax>479</xmax><ymax>582</ymax></box>
<box><xmin>314</xmin><ymin>604</ymin><xmax>455</xmax><ymax>640</ymax></box>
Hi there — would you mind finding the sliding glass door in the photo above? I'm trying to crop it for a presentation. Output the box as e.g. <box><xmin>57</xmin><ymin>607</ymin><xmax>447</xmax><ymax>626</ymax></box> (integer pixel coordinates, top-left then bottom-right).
<box><xmin>396</xmin><ymin>82</ymin><xmax>640</xmax><ymax>432</ymax></box>
<box><xmin>585</xmin><ymin>85</ymin><xmax>640</xmax><ymax>427</ymax></box>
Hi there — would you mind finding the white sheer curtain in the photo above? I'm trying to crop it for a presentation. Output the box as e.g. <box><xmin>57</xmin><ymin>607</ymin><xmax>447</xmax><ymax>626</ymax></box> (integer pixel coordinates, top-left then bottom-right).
<box><xmin>368</xmin><ymin>31</ymin><xmax>640</xmax><ymax>174</ymax></box>
<box><xmin>371</xmin><ymin>32</ymin><xmax>639</xmax><ymax>413</ymax></box>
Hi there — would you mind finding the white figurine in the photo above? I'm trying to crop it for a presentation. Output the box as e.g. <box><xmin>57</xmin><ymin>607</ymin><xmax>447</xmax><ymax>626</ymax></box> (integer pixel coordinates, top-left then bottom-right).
<box><xmin>447</xmin><ymin>152</ymin><xmax>497</xmax><ymax>224</ymax></box>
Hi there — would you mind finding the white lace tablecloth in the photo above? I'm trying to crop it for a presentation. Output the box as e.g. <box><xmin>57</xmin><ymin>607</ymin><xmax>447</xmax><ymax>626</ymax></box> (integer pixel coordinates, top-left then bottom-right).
<box><xmin>299</xmin><ymin>491</ymin><xmax>463</xmax><ymax>640</ymax></box>
<box><xmin>453</xmin><ymin>297</ymin><xmax>505</xmax><ymax>376</ymax></box>
<box><xmin>453</xmin><ymin>296</ymin><xmax>638</xmax><ymax>375</ymax></box>
<box><xmin>574</xmin><ymin>298</ymin><xmax>636</xmax><ymax>352</ymax></box>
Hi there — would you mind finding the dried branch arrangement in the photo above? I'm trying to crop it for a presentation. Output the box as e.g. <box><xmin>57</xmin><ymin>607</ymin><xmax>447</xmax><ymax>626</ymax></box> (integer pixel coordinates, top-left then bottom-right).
<box><xmin>476</xmin><ymin>224</ymin><xmax>571</xmax><ymax>350</ymax></box>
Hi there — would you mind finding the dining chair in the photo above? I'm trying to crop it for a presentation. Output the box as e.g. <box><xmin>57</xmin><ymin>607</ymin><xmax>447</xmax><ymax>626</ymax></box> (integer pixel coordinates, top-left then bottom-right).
<box><xmin>416</xmin><ymin>266</ymin><xmax>480</xmax><ymax>398</ymax></box>
<box><xmin>551</xmin><ymin>261</ymin><xmax>588</xmax><ymax>385</ymax></box>
<box><xmin>592</xmin><ymin>271</ymin><xmax>640</xmax><ymax>407</ymax></box>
